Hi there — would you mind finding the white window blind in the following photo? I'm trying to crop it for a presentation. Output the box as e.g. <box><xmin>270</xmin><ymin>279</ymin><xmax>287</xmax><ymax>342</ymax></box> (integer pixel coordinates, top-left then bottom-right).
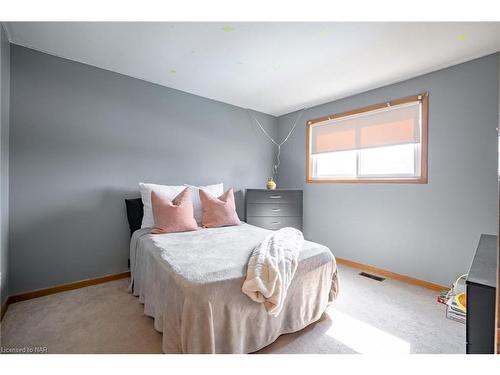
<box><xmin>307</xmin><ymin>97</ymin><xmax>426</xmax><ymax>182</ymax></box>
<box><xmin>311</xmin><ymin>101</ymin><xmax>421</xmax><ymax>154</ymax></box>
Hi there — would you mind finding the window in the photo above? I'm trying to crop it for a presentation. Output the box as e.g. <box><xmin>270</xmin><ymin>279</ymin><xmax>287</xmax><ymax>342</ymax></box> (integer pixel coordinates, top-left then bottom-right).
<box><xmin>306</xmin><ymin>94</ymin><xmax>428</xmax><ymax>183</ymax></box>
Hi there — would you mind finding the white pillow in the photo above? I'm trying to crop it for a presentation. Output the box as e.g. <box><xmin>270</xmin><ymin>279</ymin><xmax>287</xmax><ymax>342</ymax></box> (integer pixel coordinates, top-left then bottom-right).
<box><xmin>185</xmin><ymin>183</ymin><xmax>224</xmax><ymax>224</ymax></box>
<box><xmin>139</xmin><ymin>183</ymin><xmax>185</xmax><ymax>228</ymax></box>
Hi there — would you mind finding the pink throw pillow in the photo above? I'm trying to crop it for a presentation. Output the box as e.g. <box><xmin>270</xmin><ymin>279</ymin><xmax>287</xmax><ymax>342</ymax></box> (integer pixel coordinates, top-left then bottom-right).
<box><xmin>199</xmin><ymin>188</ymin><xmax>241</xmax><ymax>228</ymax></box>
<box><xmin>151</xmin><ymin>187</ymin><xmax>198</xmax><ymax>234</ymax></box>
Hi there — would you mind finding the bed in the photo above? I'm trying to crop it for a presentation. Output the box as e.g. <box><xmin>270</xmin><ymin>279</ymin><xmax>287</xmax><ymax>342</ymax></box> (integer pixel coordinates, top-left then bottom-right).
<box><xmin>126</xmin><ymin>198</ymin><xmax>338</xmax><ymax>354</ymax></box>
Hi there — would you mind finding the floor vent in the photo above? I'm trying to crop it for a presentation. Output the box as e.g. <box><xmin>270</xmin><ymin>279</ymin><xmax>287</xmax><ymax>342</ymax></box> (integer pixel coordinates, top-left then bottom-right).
<box><xmin>359</xmin><ymin>272</ymin><xmax>385</xmax><ymax>282</ymax></box>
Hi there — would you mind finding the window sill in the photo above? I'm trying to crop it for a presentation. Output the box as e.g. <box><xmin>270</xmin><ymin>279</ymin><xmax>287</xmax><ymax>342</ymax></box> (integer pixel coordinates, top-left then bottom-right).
<box><xmin>306</xmin><ymin>177</ymin><xmax>428</xmax><ymax>184</ymax></box>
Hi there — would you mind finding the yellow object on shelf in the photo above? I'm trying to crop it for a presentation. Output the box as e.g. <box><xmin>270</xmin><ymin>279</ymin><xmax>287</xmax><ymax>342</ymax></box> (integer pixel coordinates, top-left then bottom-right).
<box><xmin>266</xmin><ymin>178</ymin><xmax>277</xmax><ymax>190</ymax></box>
<box><xmin>454</xmin><ymin>292</ymin><xmax>467</xmax><ymax>312</ymax></box>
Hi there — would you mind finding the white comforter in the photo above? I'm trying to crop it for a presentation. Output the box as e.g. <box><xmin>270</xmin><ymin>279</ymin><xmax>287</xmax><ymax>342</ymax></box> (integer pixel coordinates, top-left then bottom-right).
<box><xmin>242</xmin><ymin>227</ymin><xmax>304</xmax><ymax>316</ymax></box>
<box><xmin>129</xmin><ymin>223</ymin><xmax>338</xmax><ymax>353</ymax></box>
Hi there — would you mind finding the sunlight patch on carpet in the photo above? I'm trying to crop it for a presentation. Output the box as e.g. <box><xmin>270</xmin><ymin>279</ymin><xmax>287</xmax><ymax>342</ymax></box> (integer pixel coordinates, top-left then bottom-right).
<box><xmin>326</xmin><ymin>310</ymin><xmax>411</xmax><ymax>354</ymax></box>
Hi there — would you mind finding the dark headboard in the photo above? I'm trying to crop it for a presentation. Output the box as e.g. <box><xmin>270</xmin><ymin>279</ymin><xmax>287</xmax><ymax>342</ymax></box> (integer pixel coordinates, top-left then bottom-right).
<box><xmin>125</xmin><ymin>198</ymin><xmax>144</xmax><ymax>236</ymax></box>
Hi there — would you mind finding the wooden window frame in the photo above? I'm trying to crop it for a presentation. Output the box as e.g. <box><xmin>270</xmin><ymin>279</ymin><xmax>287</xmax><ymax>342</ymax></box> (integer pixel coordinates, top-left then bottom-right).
<box><xmin>305</xmin><ymin>93</ymin><xmax>429</xmax><ymax>184</ymax></box>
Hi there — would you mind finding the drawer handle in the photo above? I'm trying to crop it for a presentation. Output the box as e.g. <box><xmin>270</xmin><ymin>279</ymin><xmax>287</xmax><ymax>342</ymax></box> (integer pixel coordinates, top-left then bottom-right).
<box><xmin>271</xmin><ymin>221</ymin><xmax>281</xmax><ymax>225</ymax></box>
<box><xmin>269</xmin><ymin>195</ymin><xmax>281</xmax><ymax>199</ymax></box>
<box><xmin>271</xmin><ymin>208</ymin><xmax>281</xmax><ymax>212</ymax></box>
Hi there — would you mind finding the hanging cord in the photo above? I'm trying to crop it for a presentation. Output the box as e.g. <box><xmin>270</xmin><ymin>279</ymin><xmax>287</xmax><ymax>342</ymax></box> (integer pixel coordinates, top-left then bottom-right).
<box><xmin>247</xmin><ymin>108</ymin><xmax>306</xmax><ymax>180</ymax></box>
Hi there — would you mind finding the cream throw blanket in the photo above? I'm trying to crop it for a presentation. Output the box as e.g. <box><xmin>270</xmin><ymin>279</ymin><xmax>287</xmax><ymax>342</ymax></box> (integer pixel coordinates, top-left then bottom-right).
<box><xmin>242</xmin><ymin>227</ymin><xmax>304</xmax><ymax>316</ymax></box>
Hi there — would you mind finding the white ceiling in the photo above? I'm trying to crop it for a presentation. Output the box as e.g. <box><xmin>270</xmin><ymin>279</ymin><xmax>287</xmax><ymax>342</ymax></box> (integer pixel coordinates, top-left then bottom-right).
<box><xmin>4</xmin><ymin>22</ymin><xmax>500</xmax><ymax>116</ymax></box>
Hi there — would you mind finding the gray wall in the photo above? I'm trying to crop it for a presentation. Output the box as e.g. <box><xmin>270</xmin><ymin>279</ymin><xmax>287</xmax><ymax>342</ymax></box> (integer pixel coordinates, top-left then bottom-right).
<box><xmin>9</xmin><ymin>45</ymin><xmax>277</xmax><ymax>294</ymax></box>
<box><xmin>1</xmin><ymin>24</ymin><xmax>10</xmax><ymax>306</ymax></box>
<box><xmin>277</xmin><ymin>53</ymin><xmax>499</xmax><ymax>286</ymax></box>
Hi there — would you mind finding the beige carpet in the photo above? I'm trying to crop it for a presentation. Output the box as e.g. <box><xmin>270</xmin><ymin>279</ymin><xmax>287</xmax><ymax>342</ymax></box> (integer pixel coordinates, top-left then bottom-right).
<box><xmin>0</xmin><ymin>264</ymin><xmax>465</xmax><ymax>354</ymax></box>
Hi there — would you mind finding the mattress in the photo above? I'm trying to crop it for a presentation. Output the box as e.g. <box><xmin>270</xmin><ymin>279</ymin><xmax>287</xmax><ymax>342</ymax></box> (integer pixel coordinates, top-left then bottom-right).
<box><xmin>129</xmin><ymin>223</ymin><xmax>338</xmax><ymax>353</ymax></box>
